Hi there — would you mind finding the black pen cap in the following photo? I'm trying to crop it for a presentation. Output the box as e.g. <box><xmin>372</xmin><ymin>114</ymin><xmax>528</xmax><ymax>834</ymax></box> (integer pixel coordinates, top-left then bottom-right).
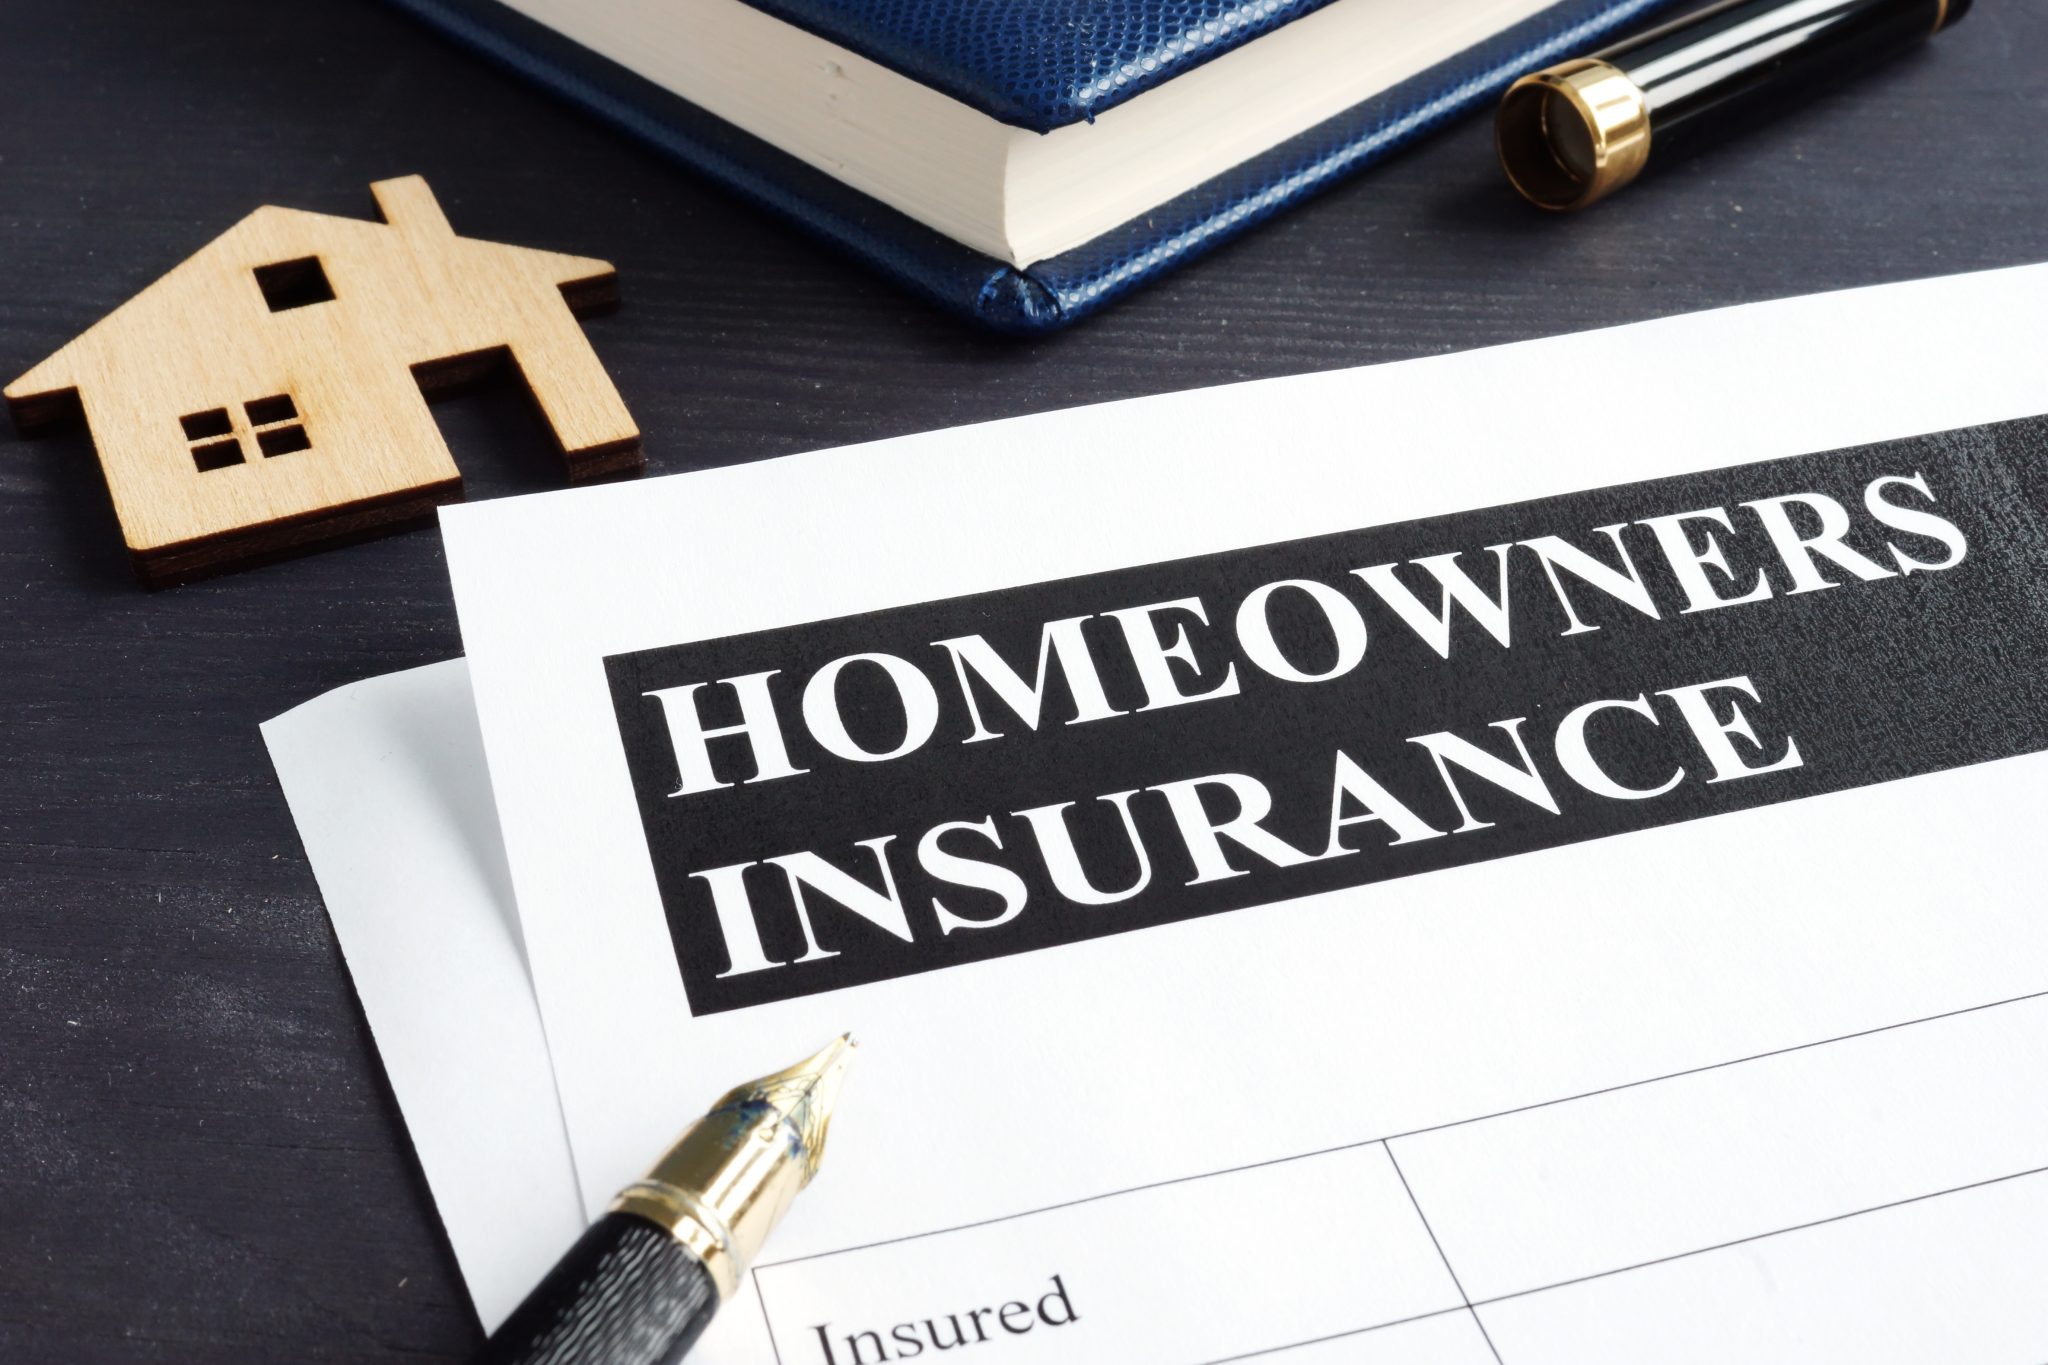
<box><xmin>1496</xmin><ymin>0</ymin><xmax>1971</xmax><ymax>211</ymax></box>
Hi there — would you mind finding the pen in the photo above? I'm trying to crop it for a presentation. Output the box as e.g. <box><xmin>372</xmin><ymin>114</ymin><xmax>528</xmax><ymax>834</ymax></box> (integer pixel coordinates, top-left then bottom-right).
<box><xmin>1496</xmin><ymin>0</ymin><xmax>1972</xmax><ymax>210</ymax></box>
<box><xmin>472</xmin><ymin>1036</ymin><xmax>856</xmax><ymax>1365</ymax></box>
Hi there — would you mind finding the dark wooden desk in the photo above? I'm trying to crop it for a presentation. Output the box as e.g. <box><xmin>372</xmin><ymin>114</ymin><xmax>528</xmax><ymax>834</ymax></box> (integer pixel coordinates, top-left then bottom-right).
<box><xmin>0</xmin><ymin>2</ymin><xmax>2040</xmax><ymax>1359</ymax></box>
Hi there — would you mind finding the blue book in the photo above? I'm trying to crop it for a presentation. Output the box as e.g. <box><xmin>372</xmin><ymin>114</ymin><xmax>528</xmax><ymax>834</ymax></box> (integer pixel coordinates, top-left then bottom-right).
<box><xmin>389</xmin><ymin>0</ymin><xmax>1680</xmax><ymax>332</ymax></box>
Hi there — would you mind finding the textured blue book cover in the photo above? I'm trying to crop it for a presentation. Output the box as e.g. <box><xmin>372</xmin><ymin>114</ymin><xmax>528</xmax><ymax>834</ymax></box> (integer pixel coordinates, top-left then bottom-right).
<box><xmin>741</xmin><ymin>0</ymin><xmax>1362</xmax><ymax>132</ymax></box>
<box><xmin>388</xmin><ymin>0</ymin><xmax>1684</xmax><ymax>331</ymax></box>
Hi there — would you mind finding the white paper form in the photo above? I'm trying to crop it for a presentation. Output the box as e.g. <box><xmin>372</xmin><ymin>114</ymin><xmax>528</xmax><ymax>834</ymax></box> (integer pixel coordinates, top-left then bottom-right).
<box><xmin>265</xmin><ymin>670</ymin><xmax>2048</xmax><ymax>1360</ymax></box>
<box><xmin>433</xmin><ymin>264</ymin><xmax>2048</xmax><ymax>1363</ymax></box>
<box><xmin>261</xmin><ymin>660</ymin><xmax>583</xmax><ymax>1331</ymax></box>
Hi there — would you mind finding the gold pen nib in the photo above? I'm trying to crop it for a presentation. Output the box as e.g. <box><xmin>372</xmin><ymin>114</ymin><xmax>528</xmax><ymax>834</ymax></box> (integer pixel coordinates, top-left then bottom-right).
<box><xmin>732</xmin><ymin>1033</ymin><xmax>857</xmax><ymax>1183</ymax></box>
<box><xmin>613</xmin><ymin>1035</ymin><xmax>858</xmax><ymax>1301</ymax></box>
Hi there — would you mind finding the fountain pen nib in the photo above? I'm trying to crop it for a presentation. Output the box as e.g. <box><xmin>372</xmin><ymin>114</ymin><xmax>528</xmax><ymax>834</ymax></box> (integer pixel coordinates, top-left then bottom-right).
<box><xmin>736</xmin><ymin>1034</ymin><xmax>857</xmax><ymax>1183</ymax></box>
<box><xmin>617</xmin><ymin>1035</ymin><xmax>858</xmax><ymax>1302</ymax></box>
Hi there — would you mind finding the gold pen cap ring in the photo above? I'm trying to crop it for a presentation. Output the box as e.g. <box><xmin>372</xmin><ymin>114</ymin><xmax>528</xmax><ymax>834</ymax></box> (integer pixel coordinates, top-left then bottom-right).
<box><xmin>1496</xmin><ymin>58</ymin><xmax>1651</xmax><ymax>211</ymax></box>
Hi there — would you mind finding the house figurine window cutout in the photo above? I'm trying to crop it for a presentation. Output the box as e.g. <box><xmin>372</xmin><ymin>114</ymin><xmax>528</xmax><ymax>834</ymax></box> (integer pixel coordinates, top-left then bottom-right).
<box><xmin>4</xmin><ymin>175</ymin><xmax>642</xmax><ymax>586</ymax></box>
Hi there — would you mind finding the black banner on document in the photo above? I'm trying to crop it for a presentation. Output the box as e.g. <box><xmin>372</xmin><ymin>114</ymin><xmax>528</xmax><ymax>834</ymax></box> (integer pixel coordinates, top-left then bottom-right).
<box><xmin>604</xmin><ymin>416</ymin><xmax>2048</xmax><ymax>1015</ymax></box>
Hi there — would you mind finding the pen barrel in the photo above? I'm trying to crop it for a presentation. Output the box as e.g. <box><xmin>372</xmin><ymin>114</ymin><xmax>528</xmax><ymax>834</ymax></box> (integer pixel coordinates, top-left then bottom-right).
<box><xmin>470</xmin><ymin>1212</ymin><xmax>718</xmax><ymax>1365</ymax></box>
<box><xmin>1496</xmin><ymin>0</ymin><xmax>1966</xmax><ymax>208</ymax></box>
<box><xmin>1600</xmin><ymin>0</ymin><xmax>1955</xmax><ymax>158</ymax></box>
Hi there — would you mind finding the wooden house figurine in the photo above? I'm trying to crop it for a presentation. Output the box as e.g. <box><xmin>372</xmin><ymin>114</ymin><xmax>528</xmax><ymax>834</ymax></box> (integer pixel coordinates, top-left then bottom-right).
<box><xmin>4</xmin><ymin>175</ymin><xmax>641</xmax><ymax>584</ymax></box>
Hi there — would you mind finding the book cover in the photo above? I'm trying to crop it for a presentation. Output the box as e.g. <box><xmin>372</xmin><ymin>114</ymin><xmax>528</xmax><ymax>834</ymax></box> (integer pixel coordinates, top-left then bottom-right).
<box><xmin>387</xmin><ymin>1</ymin><xmax>1684</xmax><ymax>323</ymax></box>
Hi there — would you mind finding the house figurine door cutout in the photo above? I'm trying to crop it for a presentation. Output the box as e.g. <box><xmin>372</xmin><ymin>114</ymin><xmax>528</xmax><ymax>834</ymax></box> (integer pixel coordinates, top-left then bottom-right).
<box><xmin>5</xmin><ymin>175</ymin><xmax>642</xmax><ymax>585</ymax></box>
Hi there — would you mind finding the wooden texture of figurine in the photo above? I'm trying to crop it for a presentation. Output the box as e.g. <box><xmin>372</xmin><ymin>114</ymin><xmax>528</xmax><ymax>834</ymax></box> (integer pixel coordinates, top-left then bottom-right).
<box><xmin>4</xmin><ymin>175</ymin><xmax>641</xmax><ymax>585</ymax></box>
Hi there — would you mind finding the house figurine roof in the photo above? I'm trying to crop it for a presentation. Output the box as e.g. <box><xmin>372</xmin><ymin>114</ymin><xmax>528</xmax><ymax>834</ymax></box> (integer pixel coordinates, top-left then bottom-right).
<box><xmin>6</xmin><ymin>175</ymin><xmax>641</xmax><ymax>585</ymax></box>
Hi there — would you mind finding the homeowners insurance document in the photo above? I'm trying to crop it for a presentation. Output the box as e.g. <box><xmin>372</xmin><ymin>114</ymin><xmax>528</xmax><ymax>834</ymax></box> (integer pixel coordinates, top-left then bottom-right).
<box><xmin>306</xmin><ymin>265</ymin><xmax>2048</xmax><ymax>1363</ymax></box>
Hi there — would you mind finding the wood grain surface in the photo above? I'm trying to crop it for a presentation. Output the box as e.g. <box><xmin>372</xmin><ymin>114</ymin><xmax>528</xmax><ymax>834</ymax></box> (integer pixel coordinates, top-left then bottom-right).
<box><xmin>0</xmin><ymin>1</ymin><xmax>2041</xmax><ymax>1360</ymax></box>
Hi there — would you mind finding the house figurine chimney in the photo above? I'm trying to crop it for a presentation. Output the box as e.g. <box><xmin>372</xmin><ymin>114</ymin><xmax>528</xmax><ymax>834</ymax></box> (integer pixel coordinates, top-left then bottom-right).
<box><xmin>370</xmin><ymin>175</ymin><xmax>454</xmax><ymax>238</ymax></box>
